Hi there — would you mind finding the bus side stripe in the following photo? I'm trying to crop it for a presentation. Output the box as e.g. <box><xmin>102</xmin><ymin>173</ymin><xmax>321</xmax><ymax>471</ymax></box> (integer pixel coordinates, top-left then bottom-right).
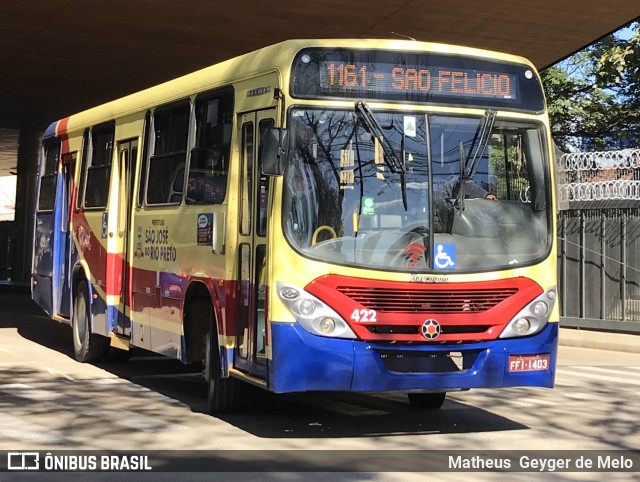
<box><xmin>56</xmin><ymin>117</ymin><xmax>70</xmax><ymax>154</ymax></box>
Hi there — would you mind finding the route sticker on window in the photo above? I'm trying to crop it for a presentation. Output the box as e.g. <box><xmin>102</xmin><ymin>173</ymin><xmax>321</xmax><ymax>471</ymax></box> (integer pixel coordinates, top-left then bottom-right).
<box><xmin>361</xmin><ymin>196</ymin><xmax>375</xmax><ymax>216</ymax></box>
<box><xmin>434</xmin><ymin>243</ymin><xmax>456</xmax><ymax>270</ymax></box>
<box><xmin>404</xmin><ymin>116</ymin><xmax>417</xmax><ymax>137</ymax></box>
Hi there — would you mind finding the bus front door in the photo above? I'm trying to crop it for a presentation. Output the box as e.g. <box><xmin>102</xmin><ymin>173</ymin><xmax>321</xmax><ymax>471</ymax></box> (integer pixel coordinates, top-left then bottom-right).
<box><xmin>234</xmin><ymin>110</ymin><xmax>275</xmax><ymax>378</ymax></box>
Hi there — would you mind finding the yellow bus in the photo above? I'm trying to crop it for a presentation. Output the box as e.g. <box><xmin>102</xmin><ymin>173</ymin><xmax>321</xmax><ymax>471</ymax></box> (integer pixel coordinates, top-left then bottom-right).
<box><xmin>32</xmin><ymin>39</ymin><xmax>558</xmax><ymax>413</ymax></box>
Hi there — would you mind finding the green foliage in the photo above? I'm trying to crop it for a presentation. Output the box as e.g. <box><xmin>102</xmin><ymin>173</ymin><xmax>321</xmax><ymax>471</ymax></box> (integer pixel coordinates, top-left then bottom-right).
<box><xmin>488</xmin><ymin>136</ymin><xmax>530</xmax><ymax>201</ymax></box>
<box><xmin>541</xmin><ymin>22</ymin><xmax>640</xmax><ymax>151</ymax></box>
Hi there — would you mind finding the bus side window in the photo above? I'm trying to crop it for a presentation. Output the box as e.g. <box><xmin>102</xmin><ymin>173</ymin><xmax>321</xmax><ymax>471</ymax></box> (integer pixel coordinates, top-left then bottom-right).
<box><xmin>38</xmin><ymin>139</ymin><xmax>60</xmax><ymax>212</ymax></box>
<box><xmin>187</xmin><ymin>91</ymin><xmax>233</xmax><ymax>205</ymax></box>
<box><xmin>168</xmin><ymin>164</ymin><xmax>185</xmax><ymax>203</ymax></box>
<box><xmin>257</xmin><ymin>118</ymin><xmax>274</xmax><ymax>236</ymax></box>
<box><xmin>137</xmin><ymin>111</ymin><xmax>151</xmax><ymax>207</ymax></box>
<box><xmin>84</xmin><ymin>123</ymin><xmax>114</xmax><ymax>209</ymax></box>
<box><xmin>76</xmin><ymin>130</ymin><xmax>90</xmax><ymax>211</ymax></box>
<box><xmin>147</xmin><ymin>102</ymin><xmax>190</xmax><ymax>205</ymax></box>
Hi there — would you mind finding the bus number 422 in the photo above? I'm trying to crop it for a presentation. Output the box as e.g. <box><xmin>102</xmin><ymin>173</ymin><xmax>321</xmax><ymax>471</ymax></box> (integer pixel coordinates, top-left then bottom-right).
<box><xmin>351</xmin><ymin>309</ymin><xmax>377</xmax><ymax>322</ymax></box>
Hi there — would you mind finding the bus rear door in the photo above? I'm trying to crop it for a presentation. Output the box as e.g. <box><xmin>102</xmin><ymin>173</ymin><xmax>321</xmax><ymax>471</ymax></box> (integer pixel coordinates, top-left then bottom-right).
<box><xmin>112</xmin><ymin>139</ymin><xmax>138</xmax><ymax>340</ymax></box>
<box><xmin>33</xmin><ymin>139</ymin><xmax>60</xmax><ymax>315</ymax></box>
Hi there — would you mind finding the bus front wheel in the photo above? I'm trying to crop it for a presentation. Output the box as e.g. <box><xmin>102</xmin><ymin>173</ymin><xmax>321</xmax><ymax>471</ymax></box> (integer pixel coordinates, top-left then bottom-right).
<box><xmin>407</xmin><ymin>392</ymin><xmax>446</xmax><ymax>409</ymax></box>
<box><xmin>72</xmin><ymin>282</ymin><xmax>110</xmax><ymax>363</ymax></box>
<box><xmin>204</xmin><ymin>327</ymin><xmax>238</xmax><ymax>414</ymax></box>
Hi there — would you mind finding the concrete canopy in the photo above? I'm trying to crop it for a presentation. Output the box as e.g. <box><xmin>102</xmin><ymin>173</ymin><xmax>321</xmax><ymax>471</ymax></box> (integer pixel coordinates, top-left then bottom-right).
<box><xmin>0</xmin><ymin>0</ymin><xmax>637</xmax><ymax>175</ymax></box>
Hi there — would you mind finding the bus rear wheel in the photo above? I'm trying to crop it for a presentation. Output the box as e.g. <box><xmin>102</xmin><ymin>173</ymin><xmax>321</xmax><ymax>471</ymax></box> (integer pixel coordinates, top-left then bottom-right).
<box><xmin>72</xmin><ymin>282</ymin><xmax>110</xmax><ymax>363</ymax></box>
<box><xmin>407</xmin><ymin>392</ymin><xmax>446</xmax><ymax>409</ymax></box>
<box><xmin>204</xmin><ymin>328</ymin><xmax>238</xmax><ymax>414</ymax></box>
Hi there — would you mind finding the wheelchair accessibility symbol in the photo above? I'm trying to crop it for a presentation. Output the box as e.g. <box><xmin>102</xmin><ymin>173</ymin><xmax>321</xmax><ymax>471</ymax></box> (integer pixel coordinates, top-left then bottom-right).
<box><xmin>434</xmin><ymin>244</ymin><xmax>456</xmax><ymax>270</ymax></box>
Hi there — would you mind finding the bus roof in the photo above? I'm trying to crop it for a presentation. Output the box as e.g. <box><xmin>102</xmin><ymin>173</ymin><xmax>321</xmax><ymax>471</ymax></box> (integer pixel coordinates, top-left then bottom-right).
<box><xmin>51</xmin><ymin>38</ymin><xmax>537</xmax><ymax>138</ymax></box>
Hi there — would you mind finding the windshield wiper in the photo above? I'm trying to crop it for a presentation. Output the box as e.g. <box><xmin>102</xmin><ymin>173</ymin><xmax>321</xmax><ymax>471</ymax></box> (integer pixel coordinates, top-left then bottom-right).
<box><xmin>354</xmin><ymin>102</ymin><xmax>405</xmax><ymax>174</ymax></box>
<box><xmin>354</xmin><ymin>101</ymin><xmax>408</xmax><ymax>210</ymax></box>
<box><xmin>456</xmin><ymin>109</ymin><xmax>496</xmax><ymax>209</ymax></box>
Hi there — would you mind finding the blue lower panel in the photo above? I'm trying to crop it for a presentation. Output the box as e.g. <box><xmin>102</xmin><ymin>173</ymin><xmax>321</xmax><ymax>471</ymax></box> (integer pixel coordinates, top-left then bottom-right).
<box><xmin>269</xmin><ymin>322</ymin><xmax>558</xmax><ymax>393</ymax></box>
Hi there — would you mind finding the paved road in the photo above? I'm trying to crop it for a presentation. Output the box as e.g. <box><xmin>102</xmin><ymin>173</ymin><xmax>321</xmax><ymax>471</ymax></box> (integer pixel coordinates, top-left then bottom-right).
<box><xmin>1</xmin><ymin>290</ymin><xmax>640</xmax><ymax>480</ymax></box>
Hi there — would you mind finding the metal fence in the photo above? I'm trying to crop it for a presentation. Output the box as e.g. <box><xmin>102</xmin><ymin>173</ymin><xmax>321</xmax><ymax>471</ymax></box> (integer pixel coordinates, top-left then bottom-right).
<box><xmin>557</xmin><ymin>149</ymin><xmax>640</xmax><ymax>333</ymax></box>
<box><xmin>557</xmin><ymin>148</ymin><xmax>640</xmax><ymax>203</ymax></box>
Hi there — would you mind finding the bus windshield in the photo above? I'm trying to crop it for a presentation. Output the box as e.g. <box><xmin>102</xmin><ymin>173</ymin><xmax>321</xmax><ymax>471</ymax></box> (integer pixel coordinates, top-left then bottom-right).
<box><xmin>283</xmin><ymin>108</ymin><xmax>550</xmax><ymax>272</ymax></box>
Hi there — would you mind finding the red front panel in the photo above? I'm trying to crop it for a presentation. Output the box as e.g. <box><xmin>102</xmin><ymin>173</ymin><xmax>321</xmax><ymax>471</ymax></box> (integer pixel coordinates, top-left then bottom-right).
<box><xmin>305</xmin><ymin>275</ymin><xmax>543</xmax><ymax>343</ymax></box>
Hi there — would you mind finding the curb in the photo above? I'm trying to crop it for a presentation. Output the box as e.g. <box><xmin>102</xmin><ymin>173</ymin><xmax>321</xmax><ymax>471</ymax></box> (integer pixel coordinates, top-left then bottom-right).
<box><xmin>559</xmin><ymin>327</ymin><xmax>640</xmax><ymax>354</ymax></box>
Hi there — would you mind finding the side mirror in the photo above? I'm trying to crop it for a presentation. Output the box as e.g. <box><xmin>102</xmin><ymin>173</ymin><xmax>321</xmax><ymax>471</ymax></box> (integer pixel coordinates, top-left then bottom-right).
<box><xmin>261</xmin><ymin>128</ymin><xmax>289</xmax><ymax>176</ymax></box>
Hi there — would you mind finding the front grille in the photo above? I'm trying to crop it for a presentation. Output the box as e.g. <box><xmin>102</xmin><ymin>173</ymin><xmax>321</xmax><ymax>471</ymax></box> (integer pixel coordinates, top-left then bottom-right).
<box><xmin>366</xmin><ymin>325</ymin><xmax>490</xmax><ymax>335</ymax></box>
<box><xmin>337</xmin><ymin>286</ymin><xmax>517</xmax><ymax>313</ymax></box>
<box><xmin>377</xmin><ymin>349</ymin><xmax>480</xmax><ymax>374</ymax></box>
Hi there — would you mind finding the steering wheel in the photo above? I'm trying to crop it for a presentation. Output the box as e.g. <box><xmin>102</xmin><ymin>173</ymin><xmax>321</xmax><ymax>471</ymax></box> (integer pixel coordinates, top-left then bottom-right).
<box><xmin>311</xmin><ymin>225</ymin><xmax>337</xmax><ymax>245</ymax></box>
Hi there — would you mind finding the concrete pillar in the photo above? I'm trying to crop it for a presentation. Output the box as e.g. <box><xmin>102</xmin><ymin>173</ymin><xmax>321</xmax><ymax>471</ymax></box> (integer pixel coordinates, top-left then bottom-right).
<box><xmin>12</xmin><ymin>128</ymin><xmax>42</xmax><ymax>285</ymax></box>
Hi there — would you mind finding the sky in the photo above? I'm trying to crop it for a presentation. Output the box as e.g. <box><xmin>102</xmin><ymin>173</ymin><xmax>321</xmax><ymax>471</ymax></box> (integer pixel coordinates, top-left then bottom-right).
<box><xmin>615</xmin><ymin>24</ymin><xmax>636</xmax><ymax>41</ymax></box>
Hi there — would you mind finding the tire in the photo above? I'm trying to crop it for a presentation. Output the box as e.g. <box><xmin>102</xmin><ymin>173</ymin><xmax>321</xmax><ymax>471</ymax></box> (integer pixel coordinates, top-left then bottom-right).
<box><xmin>72</xmin><ymin>281</ymin><xmax>110</xmax><ymax>363</ymax></box>
<box><xmin>204</xmin><ymin>320</ymin><xmax>238</xmax><ymax>414</ymax></box>
<box><xmin>407</xmin><ymin>392</ymin><xmax>446</xmax><ymax>409</ymax></box>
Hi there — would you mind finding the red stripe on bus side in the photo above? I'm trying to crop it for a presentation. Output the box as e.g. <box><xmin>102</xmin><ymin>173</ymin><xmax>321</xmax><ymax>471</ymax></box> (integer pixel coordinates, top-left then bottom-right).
<box><xmin>71</xmin><ymin>211</ymin><xmax>107</xmax><ymax>289</ymax></box>
<box><xmin>57</xmin><ymin>117</ymin><xmax>71</xmax><ymax>154</ymax></box>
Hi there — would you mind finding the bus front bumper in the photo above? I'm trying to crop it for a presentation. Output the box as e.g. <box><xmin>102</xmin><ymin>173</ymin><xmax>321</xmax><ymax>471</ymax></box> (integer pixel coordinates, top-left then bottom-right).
<box><xmin>268</xmin><ymin>322</ymin><xmax>558</xmax><ymax>393</ymax></box>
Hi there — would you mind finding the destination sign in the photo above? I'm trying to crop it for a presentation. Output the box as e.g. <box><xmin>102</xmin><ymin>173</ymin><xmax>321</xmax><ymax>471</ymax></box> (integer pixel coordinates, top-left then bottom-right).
<box><xmin>291</xmin><ymin>48</ymin><xmax>545</xmax><ymax>112</ymax></box>
<box><xmin>320</xmin><ymin>62</ymin><xmax>517</xmax><ymax>100</ymax></box>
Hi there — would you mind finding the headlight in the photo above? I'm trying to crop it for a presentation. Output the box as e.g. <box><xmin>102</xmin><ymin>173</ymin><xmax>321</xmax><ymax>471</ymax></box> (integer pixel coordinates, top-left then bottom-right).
<box><xmin>297</xmin><ymin>299</ymin><xmax>317</xmax><ymax>317</ymax></box>
<box><xmin>277</xmin><ymin>282</ymin><xmax>356</xmax><ymax>339</ymax></box>
<box><xmin>280</xmin><ymin>286</ymin><xmax>300</xmax><ymax>300</ymax></box>
<box><xmin>513</xmin><ymin>317</ymin><xmax>531</xmax><ymax>334</ymax></box>
<box><xmin>532</xmin><ymin>301</ymin><xmax>548</xmax><ymax>317</ymax></box>
<box><xmin>319</xmin><ymin>317</ymin><xmax>336</xmax><ymax>335</ymax></box>
<box><xmin>500</xmin><ymin>287</ymin><xmax>557</xmax><ymax>339</ymax></box>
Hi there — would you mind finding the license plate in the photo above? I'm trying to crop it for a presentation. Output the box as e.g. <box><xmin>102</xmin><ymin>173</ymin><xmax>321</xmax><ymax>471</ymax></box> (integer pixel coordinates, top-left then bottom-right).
<box><xmin>508</xmin><ymin>354</ymin><xmax>550</xmax><ymax>372</ymax></box>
